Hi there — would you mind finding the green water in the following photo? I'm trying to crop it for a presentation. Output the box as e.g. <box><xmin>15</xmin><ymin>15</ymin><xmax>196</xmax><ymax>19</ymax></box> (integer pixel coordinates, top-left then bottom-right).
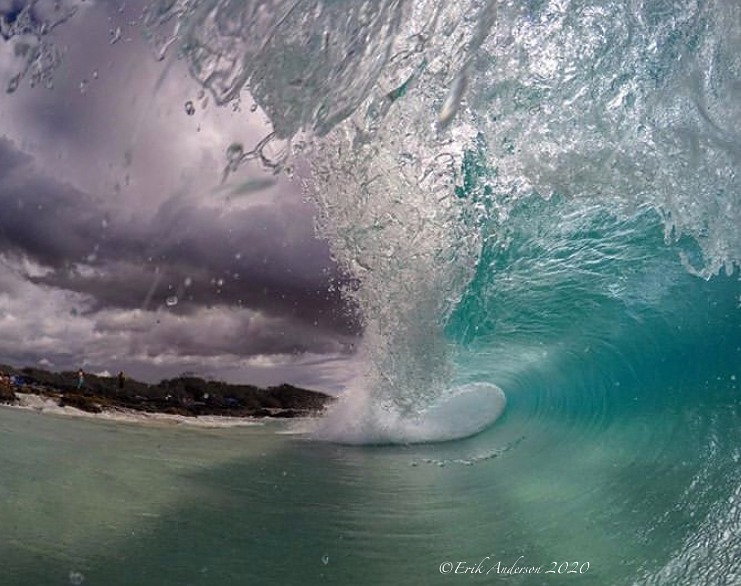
<box><xmin>2</xmin><ymin>389</ymin><xmax>738</xmax><ymax>586</ymax></box>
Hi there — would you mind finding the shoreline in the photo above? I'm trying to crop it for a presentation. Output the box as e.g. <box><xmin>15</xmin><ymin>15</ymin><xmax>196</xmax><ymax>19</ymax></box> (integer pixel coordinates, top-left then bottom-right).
<box><xmin>3</xmin><ymin>392</ymin><xmax>308</xmax><ymax>428</ymax></box>
<box><xmin>0</xmin><ymin>365</ymin><xmax>334</xmax><ymax>428</ymax></box>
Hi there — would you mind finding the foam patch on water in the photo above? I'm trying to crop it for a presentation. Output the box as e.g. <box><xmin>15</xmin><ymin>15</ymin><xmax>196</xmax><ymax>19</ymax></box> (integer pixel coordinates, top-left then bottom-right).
<box><xmin>306</xmin><ymin>382</ymin><xmax>506</xmax><ymax>445</ymax></box>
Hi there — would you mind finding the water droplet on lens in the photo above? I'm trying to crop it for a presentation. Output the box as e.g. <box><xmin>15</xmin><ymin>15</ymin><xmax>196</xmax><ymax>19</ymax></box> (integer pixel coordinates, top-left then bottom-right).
<box><xmin>321</xmin><ymin>554</ymin><xmax>329</xmax><ymax>565</ymax></box>
<box><xmin>166</xmin><ymin>296</ymin><xmax>178</xmax><ymax>307</ymax></box>
<box><xmin>184</xmin><ymin>101</ymin><xmax>195</xmax><ymax>116</ymax></box>
<box><xmin>69</xmin><ymin>570</ymin><xmax>84</xmax><ymax>585</ymax></box>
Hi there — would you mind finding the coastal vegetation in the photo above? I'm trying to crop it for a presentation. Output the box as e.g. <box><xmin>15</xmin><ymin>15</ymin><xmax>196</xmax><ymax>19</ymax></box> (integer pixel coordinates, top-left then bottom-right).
<box><xmin>0</xmin><ymin>364</ymin><xmax>333</xmax><ymax>418</ymax></box>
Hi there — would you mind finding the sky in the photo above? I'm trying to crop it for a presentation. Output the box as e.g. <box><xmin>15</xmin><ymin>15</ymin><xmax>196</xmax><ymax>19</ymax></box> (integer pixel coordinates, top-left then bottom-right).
<box><xmin>0</xmin><ymin>0</ymin><xmax>360</xmax><ymax>393</ymax></box>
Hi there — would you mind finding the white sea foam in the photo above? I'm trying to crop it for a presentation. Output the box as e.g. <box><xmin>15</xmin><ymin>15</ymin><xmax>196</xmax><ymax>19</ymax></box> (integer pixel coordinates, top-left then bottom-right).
<box><xmin>307</xmin><ymin>382</ymin><xmax>505</xmax><ymax>445</ymax></box>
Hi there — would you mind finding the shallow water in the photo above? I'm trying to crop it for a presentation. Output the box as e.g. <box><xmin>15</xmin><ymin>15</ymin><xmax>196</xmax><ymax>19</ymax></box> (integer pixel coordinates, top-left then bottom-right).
<box><xmin>2</xmin><ymin>361</ymin><xmax>740</xmax><ymax>586</ymax></box>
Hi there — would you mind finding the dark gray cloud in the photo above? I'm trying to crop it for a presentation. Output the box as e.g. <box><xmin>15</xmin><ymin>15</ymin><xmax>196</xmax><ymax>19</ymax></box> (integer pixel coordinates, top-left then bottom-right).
<box><xmin>0</xmin><ymin>136</ymin><xmax>357</xmax><ymax>337</ymax></box>
<box><xmin>0</xmin><ymin>0</ymin><xmax>361</xmax><ymax>391</ymax></box>
<box><xmin>0</xmin><ymin>137</ymin><xmax>360</xmax><ymax>389</ymax></box>
<box><xmin>0</xmin><ymin>137</ymin><xmax>99</xmax><ymax>266</ymax></box>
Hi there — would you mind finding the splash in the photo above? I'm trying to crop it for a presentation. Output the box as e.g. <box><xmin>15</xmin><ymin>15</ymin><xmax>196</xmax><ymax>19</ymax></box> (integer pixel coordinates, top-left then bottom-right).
<box><xmin>136</xmin><ymin>0</ymin><xmax>740</xmax><ymax>443</ymax></box>
<box><xmin>0</xmin><ymin>0</ymin><xmax>83</xmax><ymax>92</ymax></box>
<box><xmin>310</xmin><ymin>382</ymin><xmax>506</xmax><ymax>445</ymax></box>
<box><xmin>6</xmin><ymin>0</ymin><xmax>739</xmax><ymax>444</ymax></box>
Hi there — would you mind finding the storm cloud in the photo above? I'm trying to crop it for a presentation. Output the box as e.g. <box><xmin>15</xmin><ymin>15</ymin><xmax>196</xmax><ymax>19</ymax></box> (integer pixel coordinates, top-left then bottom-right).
<box><xmin>0</xmin><ymin>137</ymin><xmax>355</xmax><ymax>330</ymax></box>
<box><xmin>0</xmin><ymin>1</ymin><xmax>360</xmax><ymax>391</ymax></box>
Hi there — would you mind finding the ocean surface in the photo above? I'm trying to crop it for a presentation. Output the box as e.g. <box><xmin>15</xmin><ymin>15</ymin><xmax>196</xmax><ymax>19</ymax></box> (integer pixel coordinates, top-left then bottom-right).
<box><xmin>2</xmin><ymin>0</ymin><xmax>740</xmax><ymax>584</ymax></box>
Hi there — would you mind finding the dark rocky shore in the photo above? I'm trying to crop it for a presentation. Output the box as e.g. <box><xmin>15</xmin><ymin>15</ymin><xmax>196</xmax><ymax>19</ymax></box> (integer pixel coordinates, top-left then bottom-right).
<box><xmin>0</xmin><ymin>364</ymin><xmax>334</xmax><ymax>418</ymax></box>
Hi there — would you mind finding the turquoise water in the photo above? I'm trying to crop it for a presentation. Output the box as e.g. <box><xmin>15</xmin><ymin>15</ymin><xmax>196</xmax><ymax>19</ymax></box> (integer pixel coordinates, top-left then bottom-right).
<box><xmin>2</xmin><ymin>308</ymin><xmax>739</xmax><ymax>586</ymax></box>
<box><xmin>0</xmin><ymin>207</ymin><xmax>739</xmax><ymax>585</ymax></box>
<box><xmin>2</xmin><ymin>0</ymin><xmax>740</xmax><ymax>584</ymax></box>
<box><xmin>2</xmin><ymin>217</ymin><xmax>735</xmax><ymax>586</ymax></box>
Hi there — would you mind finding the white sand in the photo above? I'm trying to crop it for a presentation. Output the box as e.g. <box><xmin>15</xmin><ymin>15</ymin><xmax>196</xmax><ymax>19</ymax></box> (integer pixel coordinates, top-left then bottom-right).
<box><xmin>5</xmin><ymin>393</ymin><xmax>266</xmax><ymax>428</ymax></box>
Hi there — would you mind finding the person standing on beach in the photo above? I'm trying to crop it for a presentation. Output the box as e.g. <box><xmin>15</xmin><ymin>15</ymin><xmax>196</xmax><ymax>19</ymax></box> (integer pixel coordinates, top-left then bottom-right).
<box><xmin>117</xmin><ymin>371</ymin><xmax>125</xmax><ymax>391</ymax></box>
<box><xmin>77</xmin><ymin>369</ymin><xmax>85</xmax><ymax>390</ymax></box>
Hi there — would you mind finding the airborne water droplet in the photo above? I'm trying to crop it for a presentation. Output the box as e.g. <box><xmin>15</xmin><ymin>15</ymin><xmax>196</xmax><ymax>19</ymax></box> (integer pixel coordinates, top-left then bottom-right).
<box><xmin>69</xmin><ymin>570</ymin><xmax>84</xmax><ymax>585</ymax></box>
<box><xmin>6</xmin><ymin>73</ymin><xmax>21</xmax><ymax>94</ymax></box>
<box><xmin>222</xmin><ymin>143</ymin><xmax>245</xmax><ymax>181</ymax></box>
<box><xmin>184</xmin><ymin>101</ymin><xmax>195</xmax><ymax>116</ymax></box>
<box><xmin>226</xmin><ymin>143</ymin><xmax>243</xmax><ymax>163</ymax></box>
<box><xmin>438</xmin><ymin>71</ymin><xmax>468</xmax><ymax>130</ymax></box>
<box><xmin>110</xmin><ymin>26</ymin><xmax>122</xmax><ymax>45</ymax></box>
<box><xmin>321</xmin><ymin>554</ymin><xmax>329</xmax><ymax>565</ymax></box>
